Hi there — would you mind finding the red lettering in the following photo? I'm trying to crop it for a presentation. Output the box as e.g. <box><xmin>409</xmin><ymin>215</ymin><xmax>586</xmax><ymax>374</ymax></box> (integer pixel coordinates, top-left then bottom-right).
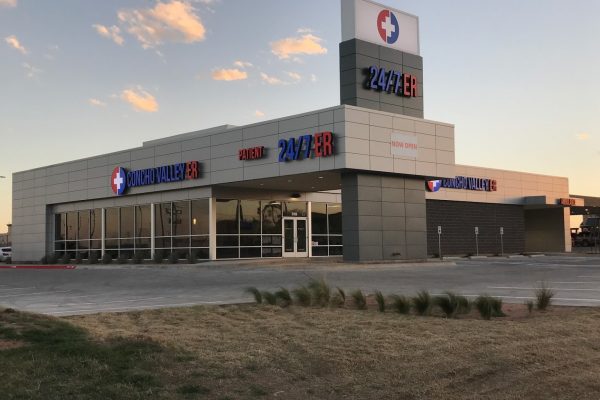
<box><xmin>490</xmin><ymin>180</ymin><xmax>497</xmax><ymax>191</ymax></box>
<box><xmin>403</xmin><ymin>74</ymin><xmax>411</xmax><ymax>97</ymax></box>
<box><xmin>314</xmin><ymin>133</ymin><xmax>323</xmax><ymax>157</ymax></box>
<box><xmin>322</xmin><ymin>131</ymin><xmax>333</xmax><ymax>156</ymax></box>
<box><xmin>410</xmin><ymin>75</ymin><xmax>417</xmax><ymax>97</ymax></box>
<box><xmin>185</xmin><ymin>161</ymin><xmax>199</xmax><ymax>179</ymax></box>
<box><xmin>238</xmin><ymin>149</ymin><xmax>245</xmax><ymax>160</ymax></box>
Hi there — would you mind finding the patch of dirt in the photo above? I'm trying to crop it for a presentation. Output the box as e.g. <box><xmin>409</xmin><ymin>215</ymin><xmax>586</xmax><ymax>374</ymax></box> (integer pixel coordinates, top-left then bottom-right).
<box><xmin>0</xmin><ymin>339</ymin><xmax>25</xmax><ymax>350</ymax></box>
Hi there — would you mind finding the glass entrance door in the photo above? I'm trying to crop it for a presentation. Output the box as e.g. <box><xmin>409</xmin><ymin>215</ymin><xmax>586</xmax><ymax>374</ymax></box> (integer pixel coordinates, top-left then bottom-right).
<box><xmin>283</xmin><ymin>217</ymin><xmax>308</xmax><ymax>257</ymax></box>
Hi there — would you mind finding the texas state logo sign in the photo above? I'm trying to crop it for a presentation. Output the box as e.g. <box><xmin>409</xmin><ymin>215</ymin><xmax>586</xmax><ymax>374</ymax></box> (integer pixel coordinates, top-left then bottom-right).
<box><xmin>111</xmin><ymin>167</ymin><xmax>127</xmax><ymax>196</ymax></box>
<box><xmin>427</xmin><ymin>180</ymin><xmax>441</xmax><ymax>192</ymax></box>
<box><xmin>377</xmin><ymin>9</ymin><xmax>400</xmax><ymax>45</ymax></box>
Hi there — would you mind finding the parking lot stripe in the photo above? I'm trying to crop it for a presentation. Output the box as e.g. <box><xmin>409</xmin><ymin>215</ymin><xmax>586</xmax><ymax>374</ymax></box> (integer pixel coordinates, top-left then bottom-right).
<box><xmin>0</xmin><ymin>290</ymin><xmax>71</xmax><ymax>299</ymax></box>
<box><xmin>488</xmin><ymin>286</ymin><xmax>600</xmax><ymax>292</ymax></box>
<box><xmin>0</xmin><ymin>287</ymin><xmax>37</xmax><ymax>292</ymax></box>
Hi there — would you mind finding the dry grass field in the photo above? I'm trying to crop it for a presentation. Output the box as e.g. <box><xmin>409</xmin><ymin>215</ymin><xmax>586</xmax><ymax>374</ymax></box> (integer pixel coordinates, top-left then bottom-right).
<box><xmin>2</xmin><ymin>303</ymin><xmax>600</xmax><ymax>399</ymax></box>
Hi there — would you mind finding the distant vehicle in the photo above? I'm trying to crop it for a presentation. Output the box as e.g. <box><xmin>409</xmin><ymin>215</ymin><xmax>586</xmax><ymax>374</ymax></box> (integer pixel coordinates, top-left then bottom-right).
<box><xmin>0</xmin><ymin>247</ymin><xmax>11</xmax><ymax>262</ymax></box>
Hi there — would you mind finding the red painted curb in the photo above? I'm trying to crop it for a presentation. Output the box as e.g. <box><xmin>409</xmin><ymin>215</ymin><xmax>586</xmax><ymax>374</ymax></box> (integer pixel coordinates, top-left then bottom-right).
<box><xmin>0</xmin><ymin>265</ymin><xmax>77</xmax><ymax>270</ymax></box>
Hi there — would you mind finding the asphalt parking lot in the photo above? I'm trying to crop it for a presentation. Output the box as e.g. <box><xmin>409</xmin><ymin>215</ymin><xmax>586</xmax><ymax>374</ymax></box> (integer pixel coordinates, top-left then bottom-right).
<box><xmin>2</xmin><ymin>255</ymin><xmax>600</xmax><ymax>316</ymax></box>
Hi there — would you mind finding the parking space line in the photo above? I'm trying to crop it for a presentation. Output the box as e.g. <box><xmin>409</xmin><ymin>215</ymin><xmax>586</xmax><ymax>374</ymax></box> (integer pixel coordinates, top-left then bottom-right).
<box><xmin>46</xmin><ymin>301</ymin><xmax>224</xmax><ymax>315</ymax></box>
<box><xmin>54</xmin><ymin>297</ymin><xmax>167</xmax><ymax>307</ymax></box>
<box><xmin>0</xmin><ymin>287</ymin><xmax>37</xmax><ymax>292</ymax></box>
<box><xmin>488</xmin><ymin>286</ymin><xmax>600</xmax><ymax>292</ymax></box>
<box><xmin>437</xmin><ymin>293</ymin><xmax>600</xmax><ymax>303</ymax></box>
<box><xmin>0</xmin><ymin>290</ymin><xmax>71</xmax><ymax>299</ymax></box>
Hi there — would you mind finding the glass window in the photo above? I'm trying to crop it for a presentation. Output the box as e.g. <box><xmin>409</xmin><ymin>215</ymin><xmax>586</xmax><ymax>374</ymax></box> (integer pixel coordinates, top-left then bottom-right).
<box><xmin>78</xmin><ymin>210</ymin><xmax>89</xmax><ymax>240</ymax></box>
<box><xmin>90</xmin><ymin>209</ymin><xmax>101</xmax><ymax>240</ymax></box>
<box><xmin>155</xmin><ymin>203</ymin><xmax>172</xmax><ymax>237</ymax></box>
<box><xmin>172</xmin><ymin>201</ymin><xmax>190</xmax><ymax>237</ymax></box>
<box><xmin>217</xmin><ymin>247</ymin><xmax>239</xmax><ymax>259</ymax></box>
<box><xmin>328</xmin><ymin>204</ymin><xmax>343</xmax><ymax>234</ymax></box>
<box><xmin>240</xmin><ymin>200</ymin><xmax>261</xmax><ymax>234</ymax></box>
<box><xmin>120</xmin><ymin>207</ymin><xmax>134</xmax><ymax>238</ymax></box>
<box><xmin>105</xmin><ymin>208</ymin><xmax>119</xmax><ymax>239</ymax></box>
<box><xmin>283</xmin><ymin>201</ymin><xmax>307</xmax><ymax>217</ymax></box>
<box><xmin>191</xmin><ymin>199</ymin><xmax>209</xmax><ymax>235</ymax></box>
<box><xmin>135</xmin><ymin>205</ymin><xmax>151</xmax><ymax>238</ymax></box>
<box><xmin>216</xmin><ymin>200</ymin><xmax>239</xmax><ymax>234</ymax></box>
<box><xmin>55</xmin><ymin>213</ymin><xmax>66</xmax><ymax>241</ymax></box>
<box><xmin>66</xmin><ymin>211</ymin><xmax>77</xmax><ymax>241</ymax></box>
<box><xmin>311</xmin><ymin>203</ymin><xmax>327</xmax><ymax>234</ymax></box>
<box><xmin>262</xmin><ymin>201</ymin><xmax>282</xmax><ymax>234</ymax></box>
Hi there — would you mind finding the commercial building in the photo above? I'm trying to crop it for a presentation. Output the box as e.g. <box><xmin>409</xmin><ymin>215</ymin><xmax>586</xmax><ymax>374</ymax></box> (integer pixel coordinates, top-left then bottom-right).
<box><xmin>10</xmin><ymin>0</ymin><xmax>599</xmax><ymax>262</ymax></box>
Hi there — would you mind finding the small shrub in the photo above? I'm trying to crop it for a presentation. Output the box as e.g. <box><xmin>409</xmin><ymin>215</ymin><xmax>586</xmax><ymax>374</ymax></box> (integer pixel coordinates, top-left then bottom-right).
<box><xmin>153</xmin><ymin>251</ymin><xmax>164</xmax><ymax>264</ymax></box>
<box><xmin>475</xmin><ymin>295</ymin><xmax>505</xmax><ymax>320</ymax></box>
<box><xmin>40</xmin><ymin>255</ymin><xmax>48</xmax><ymax>264</ymax></box>
<box><xmin>132</xmin><ymin>252</ymin><xmax>144</xmax><ymax>264</ymax></box>
<box><xmin>117</xmin><ymin>253</ymin><xmax>129</xmax><ymax>264</ymax></box>
<box><xmin>307</xmin><ymin>278</ymin><xmax>331</xmax><ymax>307</ymax></box>
<box><xmin>275</xmin><ymin>288</ymin><xmax>292</xmax><ymax>307</ymax></box>
<box><xmin>336</xmin><ymin>287</ymin><xmax>346</xmax><ymax>303</ymax></box>
<box><xmin>456</xmin><ymin>295</ymin><xmax>471</xmax><ymax>315</ymax></box>
<box><xmin>390</xmin><ymin>295</ymin><xmax>411</xmax><ymax>314</ymax></box>
<box><xmin>48</xmin><ymin>254</ymin><xmax>59</xmax><ymax>264</ymax></box>
<box><xmin>374</xmin><ymin>291</ymin><xmax>386</xmax><ymax>312</ymax></box>
<box><xmin>186</xmin><ymin>252</ymin><xmax>197</xmax><ymax>264</ymax></box>
<box><xmin>88</xmin><ymin>252</ymin><xmax>99</xmax><ymax>265</ymax></box>
<box><xmin>526</xmin><ymin>300</ymin><xmax>534</xmax><ymax>314</ymax></box>
<box><xmin>434</xmin><ymin>292</ymin><xmax>459</xmax><ymax>318</ymax></box>
<box><xmin>351</xmin><ymin>289</ymin><xmax>367</xmax><ymax>310</ymax></box>
<box><xmin>329</xmin><ymin>292</ymin><xmax>345</xmax><ymax>307</ymax></box>
<box><xmin>412</xmin><ymin>290</ymin><xmax>431</xmax><ymax>316</ymax></box>
<box><xmin>261</xmin><ymin>291</ymin><xmax>277</xmax><ymax>305</ymax></box>
<box><xmin>245</xmin><ymin>287</ymin><xmax>262</xmax><ymax>304</ymax></box>
<box><xmin>101</xmin><ymin>253</ymin><xmax>112</xmax><ymax>265</ymax></box>
<box><xmin>535</xmin><ymin>282</ymin><xmax>554</xmax><ymax>311</ymax></box>
<box><xmin>60</xmin><ymin>254</ymin><xmax>72</xmax><ymax>264</ymax></box>
<box><xmin>292</xmin><ymin>286</ymin><xmax>312</xmax><ymax>307</ymax></box>
<box><xmin>168</xmin><ymin>252</ymin><xmax>178</xmax><ymax>264</ymax></box>
<box><xmin>74</xmin><ymin>252</ymin><xmax>83</xmax><ymax>264</ymax></box>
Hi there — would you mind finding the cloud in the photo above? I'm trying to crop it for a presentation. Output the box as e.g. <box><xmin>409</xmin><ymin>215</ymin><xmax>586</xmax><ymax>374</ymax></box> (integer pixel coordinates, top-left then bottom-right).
<box><xmin>211</xmin><ymin>68</ymin><xmax>247</xmax><ymax>81</ymax></box>
<box><xmin>271</xmin><ymin>33</ymin><xmax>327</xmax><ymax>60</ymax></box>
<box><xmin>286</xmin><ymin>72</ymin><xmax>301</xmax><ymax>82</ymax></box>
<box><xmin>576</xmin><ymin>132</ymin><xmax>590</xmax><ymax>141</ymax></box>
<box><xmin>260</xmin><ymin>72</ymin><xmax>285</xmax><ymax>85</ymax></box>
<box><xmin>89</xmin><ymin>98</ymin><xmax>107</xmax><ymax>107</ymax></box>
<box><xmin>118</xmin><ymin>0</ymin><xmax>206</xmax><ymax>49</ymax></box>
<box><xmin>0</xmin><ymin>0</ymin><xmax>16</xmax><ymax>7</ymax></box>
<box><xmin>310</xmin><ymin>73</ymin><xmax>317</xmax><ymax>82</ymax></box>
<box><xmin>22</xmin><ymin>62</ymin><xmax>42</xmax><ymax>78</ymax></box>
<box><xmin>5</xmin><ymin>35</ymin><xmax>27</xmax><ymax>54</ymax></box>
<box><xmin>93</xmin><ymin>24</ymin><xmax>124</xmax><ymax>45</ymax></box>
<box><xmin>233</xmin><ymin>60</ymin><xmax>252</xmax><ymax>68</ymax></box>
<box><xmin>120</xmin><ymin>87</ymin><xmax>158</xmax><ymax>112</ymax></box>
<box><xmin>255</xmin><ymin>110</ymin><xmax>265</xmax><ymax>117</ymax></box>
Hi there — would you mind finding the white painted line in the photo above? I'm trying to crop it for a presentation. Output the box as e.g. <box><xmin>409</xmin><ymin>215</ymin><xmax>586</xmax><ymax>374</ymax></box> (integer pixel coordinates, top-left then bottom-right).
<box><xmin>0</xmin><ymin>290</ymin><xmax>71</xmax><ymax>299</ymax></box>
<box><xmin>0</xmin><ymin>287</ymin><xmax>36</xmax><ymax>292</ymax></box>
<box><xmin>489</xmin><ymin>286</ymin><xmax>600</xmax><ymax>292</ymax></box>
<box><xmin>543</xmin><ymin>282</ymin><xmax>600</xmax><ymax>284</ymax></box>
<box><xmin>53</xmin><ymin>296</ymin><xmax>167</xmax><ymax>307</ymax></box>
<box><xmin>578</xmin><ymin>276</ymin><xmax>600</xmax><ymax>278</ymax></box>
<box><xmin>434</xmin><ymin>293</ymin><xmax>600</xmax><ymax>303</ymax></box>
<box><xmin>47</xmin><ymin>301</ymin><xmax>224</xmax><ymax>315</ymax></box>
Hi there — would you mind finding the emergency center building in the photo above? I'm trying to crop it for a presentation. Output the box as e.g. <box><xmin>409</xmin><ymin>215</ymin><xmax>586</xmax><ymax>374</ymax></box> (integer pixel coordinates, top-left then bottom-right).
<box><xmin>11</xmin><ymin>0</ymin><xmax>597</xmax><ymax>262</ymax></box>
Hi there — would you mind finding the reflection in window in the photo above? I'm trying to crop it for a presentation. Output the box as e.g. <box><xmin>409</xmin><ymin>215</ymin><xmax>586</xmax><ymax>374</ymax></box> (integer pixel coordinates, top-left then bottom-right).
<box><xmin>283</xmin><ymin>201</ymin><xmax>307</xmax><ymax>217</ymax></box>
<box><xmin>135</xmin><ymin>205</ymin><xmax>151</xmax><ymax>238</ymax></box>
<box><xmin>191</xmin><ymin>199</ymin><xmax>209</xmax><ymax>235</ymax></box>
<box><xmin>105</xmin><ymin>208</ymin><xmax>119</xmax><ymax>239</ymax></box>
<box><xmin>120</xmin><ymin>207</ymin><xmax>134</xmax><ymax>238</ymax></box>
<box><xmin>55</xmin><ymin>214</ymin><xmax>66</xmax><ymax>241</ymax></box>
<box><xmin>311</xmin><ymin>202</ymin><xmax>343</xmax><ymax>257</ymax></box>
<box><xmin>90</xmin><ymin>209</ymin><xmax>101</xmax><ymax>240</ymax></box>
<box><xmin>155</xmin><ymin>203</ymin><xmax>172</xmax><ymax>237</ymax></box>
<box><xmin>240</xmin><ymin>200</ymin><xmax>261</xmax><ymax>234</ymax></box>
<box><xmin>216</xmin><ymin>199</ymin><xmax>239</xmax><ymax>235</ymax></box>
<box><xmin>172</xmin><ymin>201</ymin><xmax>190</xmax><ymax>236</ymax></box>
<box><xmin>262</xmin><ymin>201</ymin><xmax>282</xmax><ymax>234</ymax></box>
<box><xmin>78</xmin><ymin>210</ymin><xmax>89</xmax><ymax>240</ymax></box>
<box><xmin>66</xmin><ymin>211</ymin><xmax>77</xmax><ymax>241</ymax></box>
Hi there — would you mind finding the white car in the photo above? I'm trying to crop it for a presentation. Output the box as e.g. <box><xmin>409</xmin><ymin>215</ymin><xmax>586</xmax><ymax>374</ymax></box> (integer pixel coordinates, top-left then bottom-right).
<box><xmin>0</xmin><ymin>247</ymin><xmax>11</xmax><ymax>262</ymax></box>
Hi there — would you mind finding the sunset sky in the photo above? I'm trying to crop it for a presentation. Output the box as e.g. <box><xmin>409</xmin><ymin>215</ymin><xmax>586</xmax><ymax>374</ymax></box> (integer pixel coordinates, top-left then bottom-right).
<box><xmin>1</xmin><ymin>0</ymin><xmax>599</xmax><ymax>232</ymax></box>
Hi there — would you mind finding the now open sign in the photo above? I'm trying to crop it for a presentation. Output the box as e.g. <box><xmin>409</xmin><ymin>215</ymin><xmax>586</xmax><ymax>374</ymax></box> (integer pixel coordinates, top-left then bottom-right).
<box><xmin>390</xmin><ymin>132</ymin><xmax>418</xmax><ymax>158</ymax></box>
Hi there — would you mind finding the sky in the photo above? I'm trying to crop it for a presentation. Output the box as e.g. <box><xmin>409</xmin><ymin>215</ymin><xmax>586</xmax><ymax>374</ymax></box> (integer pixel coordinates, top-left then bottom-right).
<box><xmin>1</xmin><ymin>0</ymin><xmax>599</xmax><ymax>233</ymax></box>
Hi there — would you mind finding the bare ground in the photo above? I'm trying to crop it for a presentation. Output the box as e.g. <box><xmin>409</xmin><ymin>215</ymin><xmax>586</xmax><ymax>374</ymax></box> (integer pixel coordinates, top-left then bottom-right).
<box><xmin>58</xmin><ymin>304</ymin><xmax>600</xmax><ymax>400</ymax></box>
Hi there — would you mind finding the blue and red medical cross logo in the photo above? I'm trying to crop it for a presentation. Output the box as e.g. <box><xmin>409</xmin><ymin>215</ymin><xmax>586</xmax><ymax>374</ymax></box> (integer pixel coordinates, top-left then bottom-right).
<box><xmin>427</xmin><ymin>180</ymin><xmax>441</xmax><ymax>192</ymax></box>
<box><xmin>377</xmin><ymin>9</ymin><xmax>399</xmax><ymax>45</ymax></box>
<box><xmin>111</xmin><ymin>167</ymin><xmax>127</xmax><ymax>196</ymax></box>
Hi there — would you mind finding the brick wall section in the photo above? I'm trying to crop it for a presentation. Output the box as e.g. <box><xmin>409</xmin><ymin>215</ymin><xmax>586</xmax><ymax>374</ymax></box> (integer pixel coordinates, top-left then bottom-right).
<box><xmin>340</xmin><ymin>38</ymin><xmax>424</xmax><ymax>118</ymax></box>
<box><xmin>342</xmin><ymin>173</ymin><xmax>427</xmax><ymax>261</ymax></box>
<box><xmin>426</xmin><ymin>200</ymin><xmax>525</xmax><ymax>256</ymax></box>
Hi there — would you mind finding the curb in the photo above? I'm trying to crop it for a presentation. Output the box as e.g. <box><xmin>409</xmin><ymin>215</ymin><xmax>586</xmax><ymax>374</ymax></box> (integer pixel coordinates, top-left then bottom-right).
<box><xmin>0</xmin><ymin>265</ymin><xmax>77</xmax><ymax>270</ymax></box>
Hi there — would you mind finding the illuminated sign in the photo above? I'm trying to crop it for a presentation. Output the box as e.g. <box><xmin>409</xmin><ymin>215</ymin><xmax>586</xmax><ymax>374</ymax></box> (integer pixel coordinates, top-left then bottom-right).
<box><xmin>367</xmin><ymin>66</ymin><xmax>417</xmax><ymax>97</ymax></box>
<box><xmin>110</xmin><ymin>161</ymin><xmax>200</xmax><ymax>196</ymax></box>
<box><xmin>278</xmin><ymin>131</ymin><xmax>334</xmax><ymax>162</ymax></box>
<box><xmin>377</xmin><ymin>9</ymin><xmax>399</xmax><ymax>45</ymax></box>
<box><xmin>427</xmin><ymin>176</ymin><xmax>497</xmax><ymax>192</ymax></box>
<box><xmin>239</xmin><ymin>146</ymin><xmax>265</xmax><ymax>161</ymax></box>
<box><xmin>559</xmin><ymin>198</ymin><xmax>576</xmax><ymax>206</ymax></box>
